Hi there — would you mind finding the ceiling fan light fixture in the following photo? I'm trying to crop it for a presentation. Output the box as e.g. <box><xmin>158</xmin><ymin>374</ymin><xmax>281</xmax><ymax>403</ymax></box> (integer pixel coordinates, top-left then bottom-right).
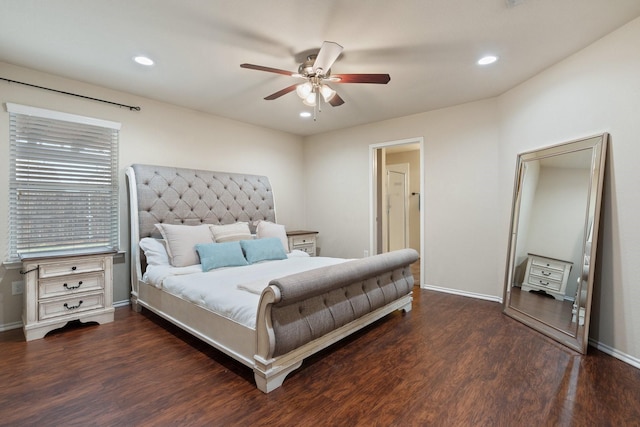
<box><xmin>303</xmin><ymin>92</ymin><xmax>317</xmax><ymax>106</ymax></box>
<box><xmin>296</xmin><ymin>82</ymin><xmax>313</xmax><ymax>99</ymax></box>
<box><xmin>320</xmin><ymin>85</ymin><xmax>336</xmax><ymax>102</ymax></box>
<box><xmin>241</xmin><ymin>40</ymin><xmax>389</xmax><ymax>118</ymax></box>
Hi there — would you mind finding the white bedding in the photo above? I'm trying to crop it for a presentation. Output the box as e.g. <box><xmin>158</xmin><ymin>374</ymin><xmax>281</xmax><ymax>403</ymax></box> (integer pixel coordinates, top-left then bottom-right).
<box><xmin>142</xmin><ymin>251</ymin><xmax>349</xmax><ymax>329</ymax></box>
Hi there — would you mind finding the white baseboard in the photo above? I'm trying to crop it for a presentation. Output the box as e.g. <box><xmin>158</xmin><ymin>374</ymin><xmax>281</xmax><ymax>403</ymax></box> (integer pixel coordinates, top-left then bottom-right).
<box><xmin>420</xmin><ymin>283</ymin><xmax>502</xmax><ymax>303</ymax></box>
<box><xmin>590</xmin><ymin>339</ymin><xmax>640</xmax><ymax>370</ymax></box>
<box><xmin>0</xmin><ymin>320</ymin><xmax>22</xmax><ymax>332</ymax></box>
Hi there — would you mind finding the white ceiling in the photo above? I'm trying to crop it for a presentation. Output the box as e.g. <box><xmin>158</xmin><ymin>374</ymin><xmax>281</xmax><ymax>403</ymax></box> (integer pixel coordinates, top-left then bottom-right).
<box><xmin>1</xmin><ymin>0</ymin><xmax>640</xmax><ymax>136</ymax></box>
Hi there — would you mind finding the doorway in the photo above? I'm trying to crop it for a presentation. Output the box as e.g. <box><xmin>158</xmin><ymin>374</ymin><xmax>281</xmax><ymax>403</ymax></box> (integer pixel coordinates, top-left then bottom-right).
<box><xmin>369</xmin><ymin>137</ymin><xmax>424</xmax><ymax>287</ymax></box>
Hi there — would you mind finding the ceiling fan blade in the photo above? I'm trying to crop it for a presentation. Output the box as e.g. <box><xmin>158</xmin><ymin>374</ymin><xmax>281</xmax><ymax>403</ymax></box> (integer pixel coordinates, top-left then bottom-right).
<box><xmin>264</xmin><ymin>84</ymin><xmax>298</xmax><ymax>100</ymax></box>
<box><xmin>312</xmin><ymin>41</ymin><xmax>343</xmax><ymax>74</ymax></box>
<box><xmin>240</xmin><ymin>63</ymin><xmax>295</xmax><ymax>77</ymax></box>
<box><xmin>329</xmin><ymin>93</ymin><xmax>345</xmax><ymax>107</ymax></box>
<box><xmin>332</xmin><ymin>73</ymin><xmax>391</xmax><ymax>84</ymax></box>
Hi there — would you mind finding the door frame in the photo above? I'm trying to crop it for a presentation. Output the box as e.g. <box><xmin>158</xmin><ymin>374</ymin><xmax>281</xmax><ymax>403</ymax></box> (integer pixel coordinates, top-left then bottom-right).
<box><xmin>369</xmin><ymin>136</ymin><xmax>424</xmax><ymax>287</ymax></box>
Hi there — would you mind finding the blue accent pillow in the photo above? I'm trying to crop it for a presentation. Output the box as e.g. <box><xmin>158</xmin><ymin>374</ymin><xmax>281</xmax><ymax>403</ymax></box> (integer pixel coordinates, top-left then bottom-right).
<box><xmin>196</xmin><ymin>241</ymin><xmax>248</xmax><ymax>272</ymax></box>
<box><xmin>240</xmin><ymin>238</ymin><xmax>287</xmax><ymax>264</ymax></box>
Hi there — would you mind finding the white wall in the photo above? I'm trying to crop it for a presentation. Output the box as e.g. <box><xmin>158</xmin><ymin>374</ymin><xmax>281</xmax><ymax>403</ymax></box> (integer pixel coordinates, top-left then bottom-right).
<box><xmin>304</xmin><ymin>99</ymin><xmax>503</xmax><ymax>299</ymax></box>
<box><xmin>0</xmin><ymin>61</ymin><xmax>305</xmax><ymax>327</ymax></box>
<box><xmin>304</xmin><ymin>17</ymin><xmax>640</xmax><ymax>362</ymax></box>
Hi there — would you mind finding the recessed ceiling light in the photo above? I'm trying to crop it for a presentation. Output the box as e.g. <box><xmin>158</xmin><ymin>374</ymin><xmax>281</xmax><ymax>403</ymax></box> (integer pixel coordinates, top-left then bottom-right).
<box><xmin>133</xmin><ymin>56</ymin><xmax>154</xmax><ymax>66</ymax></box>
<box><xmin>478</xmin><ymin>55</ymin><xmax>498</xmax><ymax>65</ymax></box>
<box><xmin>300</xmin><ymin>111</ymin><xmax>312</xmax><ymax>118</ymax></box>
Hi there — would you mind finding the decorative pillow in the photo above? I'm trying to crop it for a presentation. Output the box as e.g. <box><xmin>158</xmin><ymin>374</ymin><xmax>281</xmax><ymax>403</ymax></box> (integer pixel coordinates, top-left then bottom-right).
<box><xmin>139</xmin><ymin>237</ymin><xmax>170</xmax><ymax>266</ymax></box>
<box><xmin>155</xmin><ymin>223</ymin><xmax>214</xmax><ymax>267</ymax></box>
<box><xmin>255</xmin><ymin>220</ymin><xmax>289</xmax><ymax>252</ymax></box>
<box><xmin>196</xmin><ymin>241</ymin><xmax>248</xmax><ymax>272</ymax></box>
<box><xmin>287</xmin><ymin>249</ymin><xmax>310</xmax><ymax>258</ymax></box>
<box><xmin>240</xmin><ymin>237</ymin><xmax>287</xmax><ymax>264</ymax></box>
<box><xmin>210</xmin><ymin>222</ymin><xmax>251</xmax><ymax>243</ymax></box>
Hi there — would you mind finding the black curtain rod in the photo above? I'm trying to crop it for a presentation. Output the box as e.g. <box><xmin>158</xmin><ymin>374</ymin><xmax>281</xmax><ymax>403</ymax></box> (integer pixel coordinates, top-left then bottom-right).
<box><xmin>1</xmin><ymin>77</ymin><xmax>141</xmax><ymax>111</ymax></box>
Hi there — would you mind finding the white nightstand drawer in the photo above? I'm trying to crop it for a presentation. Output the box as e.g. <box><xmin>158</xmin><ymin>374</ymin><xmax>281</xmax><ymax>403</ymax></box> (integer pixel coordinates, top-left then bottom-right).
<box><xmin>291</xmin><ymin>236</ymin><xmax>314</xmax><ymax>246</ymax></box>
<box><xmin>529</xmin><ymin>265</ymin><xmax>564</xmax><ymax>281</ymax></box>
<box><xmin>39</xmin><ymin>272</ymin><xmax>105</xmax><ymax>299</ymax></box>
<box><xmin>38</xmin><ymin>292</ymin><xmax>105</xmax><ymax>320</ymax></box>
<box><xmin>530</xmin><ymin>257</ymin><xmax>566</xmax><ymax>272</ymax></box>
<box><xmin>39</xmin><ymin>257</ymin><xmax>106</xmax><ymax>278</ymax></box>
<box><xmin>527</xmin><ymin>275</ymin><xmax>562</xmax><ymax>291</ymax></box>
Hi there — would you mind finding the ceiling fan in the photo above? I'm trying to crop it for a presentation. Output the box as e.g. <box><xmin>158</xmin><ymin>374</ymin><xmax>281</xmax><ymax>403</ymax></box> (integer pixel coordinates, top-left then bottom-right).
<box><xmin>240</xmin><ymin>41</ymin><xmax>390</xmax><ymax>119</ymax></box>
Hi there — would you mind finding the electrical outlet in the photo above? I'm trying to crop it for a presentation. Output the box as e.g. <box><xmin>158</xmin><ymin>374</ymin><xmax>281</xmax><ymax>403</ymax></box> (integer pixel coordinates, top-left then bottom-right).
<box><xmin>12</xmin><ymin>280</ymin><xmax>24</xmax><ymax>295</ymax></box>
<box><xmin>363</xmin><ymin>250</ymin><xmax>369</xmax><ymax>257</ymax></box>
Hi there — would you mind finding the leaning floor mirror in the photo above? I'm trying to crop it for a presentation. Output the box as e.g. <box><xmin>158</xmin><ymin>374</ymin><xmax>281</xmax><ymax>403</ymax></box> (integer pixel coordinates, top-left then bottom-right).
<box><xmin>503</xmin><ymin>133</ymin><xmax>608</xmax><ymax>353</ymax></box>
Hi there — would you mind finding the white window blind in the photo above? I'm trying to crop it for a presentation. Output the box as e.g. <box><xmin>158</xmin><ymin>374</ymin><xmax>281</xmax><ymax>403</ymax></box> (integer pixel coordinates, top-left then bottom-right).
<box><xmin>7</xmin><ymin>103</ymin><xmax>120</xmax><ymax>261</ymax></box>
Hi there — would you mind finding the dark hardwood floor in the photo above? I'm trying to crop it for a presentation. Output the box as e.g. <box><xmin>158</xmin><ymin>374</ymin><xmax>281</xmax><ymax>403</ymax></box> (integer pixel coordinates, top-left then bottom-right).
<box><xmin>1</xmin><ymin>289</ymin><xmax>639</xmax><ymax>426</ymax></box>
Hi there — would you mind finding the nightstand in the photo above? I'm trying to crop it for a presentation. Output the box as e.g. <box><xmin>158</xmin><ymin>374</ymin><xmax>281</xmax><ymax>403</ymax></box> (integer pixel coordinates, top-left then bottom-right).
<box><xmin>286</xmin><ymin>230</ymin><xmax>318</xmax><ymax>256</ymax></box>
<box><xmin>521</xmin><ymin>253</ymin><xmax>573</xmax><ymax>300</ymax></box>
<box><xmin>21</xmin><ymin>252</ymin><xmax>115</xmax><ymax>341</ymax></box>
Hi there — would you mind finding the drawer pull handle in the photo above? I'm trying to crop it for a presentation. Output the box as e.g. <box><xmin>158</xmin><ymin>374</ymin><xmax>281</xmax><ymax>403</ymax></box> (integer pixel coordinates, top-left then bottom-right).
<box><xmin>64</xmin><ymin>301</ymin><xmax>83</xmax><ymax>310</ymax></box>
<box><xmin>541</xmin><ymin>271</ymin><xmax>551</xmax><ymax>276</ymax></box>
<box><xmin>71</xmin><ymin>266</ymin><xmax>77</xmax><ymax>271</ymax></box>
<box><xmin>19</xmin><ymin>266</ymin><xmax>39</xmax><ymax>275</ymax></box>
<box><xmin>539</xmin><ymin>281</ymin><xmax>549</xmax><ymax>286</ymax></box>
<box><xmin>63</xmin><ymin>281</ymin><xmax>83</xmax><ymax>290</ymax></box>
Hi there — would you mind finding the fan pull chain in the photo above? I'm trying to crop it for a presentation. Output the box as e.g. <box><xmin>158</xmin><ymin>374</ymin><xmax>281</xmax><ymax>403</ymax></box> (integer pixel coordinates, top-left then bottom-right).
<box><xmin>314</xmin><ymin>86</ymin><xmax>319</xmax><ymax>121</ymax></box>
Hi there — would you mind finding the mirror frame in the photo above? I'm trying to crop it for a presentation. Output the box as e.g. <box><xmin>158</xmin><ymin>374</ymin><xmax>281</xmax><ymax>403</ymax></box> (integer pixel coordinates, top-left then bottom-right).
<box><xmin>502</xmin><ymin>133</ymin><xmax>608</xmax><ymax>353</ymax></box>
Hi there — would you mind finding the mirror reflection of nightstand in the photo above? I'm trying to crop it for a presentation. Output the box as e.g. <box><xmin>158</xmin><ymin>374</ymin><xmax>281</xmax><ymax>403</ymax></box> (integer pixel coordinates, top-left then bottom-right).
<box><xmin>286</xmin><ymin>230</ymin><xmax>318</xmax><ymax>256</ymax></box>
<box><xmin>521</xmin><ymin>253</ymin><xmax>572</xmax><ymax>300</ymax></box>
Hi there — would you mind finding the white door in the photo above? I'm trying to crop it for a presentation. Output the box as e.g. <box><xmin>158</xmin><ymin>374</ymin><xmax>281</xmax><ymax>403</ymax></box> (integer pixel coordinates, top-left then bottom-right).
<box><xmin>386</xmin><ymin>163</ymin><xmax>409</xmax><ymax>251</ymax></box>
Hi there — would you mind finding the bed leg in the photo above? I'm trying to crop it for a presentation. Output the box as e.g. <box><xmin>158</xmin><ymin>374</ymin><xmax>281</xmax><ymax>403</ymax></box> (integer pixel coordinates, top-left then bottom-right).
<box><xmin>130</xmin><ymin>294</ymin><xmax>142</xmax><ymax>312</ymax></box>
<box><xmin>400</xmin><ymin>298</ymin><xmax>413</xmax><ymax>313</ymax></box>
<box><xmin>253</xmin><ymin>359</ymin><xmax>303</xmax><ymax>393</ymax></box>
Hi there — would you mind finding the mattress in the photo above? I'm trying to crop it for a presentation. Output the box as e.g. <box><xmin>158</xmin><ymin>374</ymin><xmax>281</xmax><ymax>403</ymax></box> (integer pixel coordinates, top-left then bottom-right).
<box><xmin>143</xmin><ymin>252</ymin><xmax>349</xmax><ymax>329</ymax></box>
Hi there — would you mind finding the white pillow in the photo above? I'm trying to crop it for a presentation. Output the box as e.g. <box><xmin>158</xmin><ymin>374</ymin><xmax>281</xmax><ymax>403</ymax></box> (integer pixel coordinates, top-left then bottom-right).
<box><xmin>287</xmin><ymin>249</ymin><xmax>310</xmax><ymax>258</ymax></box>
<box><xmin>255</xmin><ymin>221</ymin><xmax>289</xmax><ymax>252</ymax></box>
<box><xmin>139</xmin><ymin>237</ymin><xmax>170</xmax><ymax>266</ymax></box>
<box><xmin>210</xmin><ymin>222</ymin><xmax>251</xmax><ymax>243</ymax></box>
<box><xmin>155</xmin><ymin>223</ymin><xmax>214</xmax><ymax>267</ymax></box>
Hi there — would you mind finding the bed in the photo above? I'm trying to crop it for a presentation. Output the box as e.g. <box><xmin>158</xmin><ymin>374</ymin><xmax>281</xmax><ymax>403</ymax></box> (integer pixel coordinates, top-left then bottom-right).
<box><xmin>126</xmin><ymin>164</ymin><xmax>418</xmax><ymax>392</ymax></box>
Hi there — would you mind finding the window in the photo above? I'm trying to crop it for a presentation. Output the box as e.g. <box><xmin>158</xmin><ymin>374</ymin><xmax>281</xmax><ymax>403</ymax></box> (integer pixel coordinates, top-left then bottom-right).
<box><xmin>7</xmin><ymin>103</ymin><xmax>120</xmax><ymax>261</ymax></box>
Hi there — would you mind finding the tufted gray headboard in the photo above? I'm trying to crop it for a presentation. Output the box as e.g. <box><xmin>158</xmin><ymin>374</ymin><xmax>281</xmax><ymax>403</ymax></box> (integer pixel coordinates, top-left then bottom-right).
<box><xmin>126</xmin><ymin>164</ymin><xmax>277</xmax><ymax>284</ymax></box>
<box><xmin>128</xmin><ymin>164</ymin><xmax>276</xmax><ymax>239</ymax></box>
